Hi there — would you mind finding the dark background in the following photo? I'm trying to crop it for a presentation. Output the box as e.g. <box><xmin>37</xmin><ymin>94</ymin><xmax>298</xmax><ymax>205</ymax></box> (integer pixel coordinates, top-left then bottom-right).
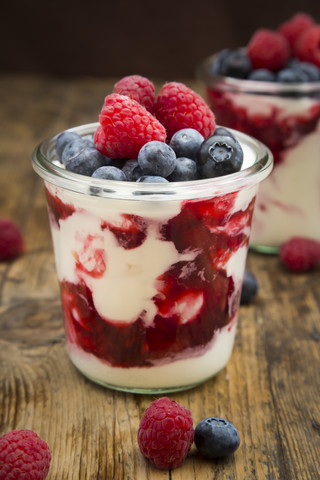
<box><xmin>2</xmin><ymin>0</ymin><xmax>320</xmax><ymax>79</ymax></box>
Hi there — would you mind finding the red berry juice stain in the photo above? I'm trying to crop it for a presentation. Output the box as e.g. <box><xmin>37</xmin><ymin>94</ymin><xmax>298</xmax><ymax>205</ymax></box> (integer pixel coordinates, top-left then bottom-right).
<box><xmin>45</xmin><ymin>188</ymin><xmax>75</xmax><ymax>228</ymax></box>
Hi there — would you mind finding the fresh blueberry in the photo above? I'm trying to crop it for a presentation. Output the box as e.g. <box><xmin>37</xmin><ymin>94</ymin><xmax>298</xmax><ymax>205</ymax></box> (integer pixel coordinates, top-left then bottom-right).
<box><xmin>289</xmin><ymin>61</ymin><xmax>320</xmax><ymax>82</ymax></box>
<box><xmin>136</xmin><ymin>175</ymin><xmax>169</xmax><ymax>183</ymax></box>
<box><xmin>197</xmin><ymin>134</ymin><xmax>243</xmax><ymax>177</ymax></box>
<box><xmin>214</xmin><ymin>126</ymin><xmax>236</xmax><ymax>139</ymax></box>
<box><xmin>91</xmin><ymin>165</ymin><xmax>127</xmax><ymax>181</ymax></box>
<box><xmin>277</xmin><ymin>68</ymin><xmax>308</xmax><ymax>83</ymax></box>
<box><xmin>194</xmin><ymin>417</ymin><xmax>240</xmax><ymax>459</ymax></box>
<box><xmin>169</xmin><ymin>128</ymin><xmax>204</xmax><ymax>160</ymax></box>
<box><xmin>56</xmin><ymin>131</ymin><xmax>82</xmax><ymax>160</ymax></box>
<box><xmin>209</xmin><ymin>48</ymin><xmax>233</xmax><ymax>75</ymax></box>
<box><xmin>65</xmin><ymin>147</ymin><xmax>107</xmax><ymax>176</ymax></box>
<box><xmin>61</xmin><ymin>138</ymin><xmax>95</xmax><ymax>166</ymax></box>
<box><xmin>122</xmin><ymin>159</ymin><xmax>144</xmax><ymax>181</ymax></box>
<box><xmin>138</xmin><ymin>141</ymin><xmax>176</xmax><ymax>177</ymax></box>
<box><xmin>248</xmin><ymin>69</ymin><xmax>276</xmax><ymax>82</ymax></box>
<box><xmin>167</xmin><ymin>157</ymin><xmax>198</xmax><ymax>181</ymax></box>
<box><xmin>240</xmin><ymin>270</ymin><xmax>258</xmax><ymax>305</ymax></box>
<box><xmin>219</xmin><ymin>49</ymin><xmax>252</xmax><ymax>79</ymax></box>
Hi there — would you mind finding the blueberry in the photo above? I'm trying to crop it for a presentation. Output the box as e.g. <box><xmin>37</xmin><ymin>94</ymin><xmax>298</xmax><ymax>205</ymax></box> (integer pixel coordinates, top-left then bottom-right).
<box><xmin>289</xmin><ymin>61</ymin><xmax>320</xmax><ymax>82</ymax></box>
<box><xmin>209</xmin><ymin>48</ymin><xmax>233</xmax><ymax>75</ymax></box>
<box><xmin>136</xmin><ymin>175</ymin><xmax>169</xmax><ymax>183</ymax></box>
<box><xmin>65</xmin><ymin>147</ymin><xmax>107</xmax><ymax>176</ymax></box>
<box><xmin>56</xmin><ymin>131</ymin><xmax>82</xmax><ymax>160</ymax></box>
<box><xmin>214</xmin><ymin>126</ymin><xmax>236</xmax><ymax>139</ymax></box>
<box><xmin>240</xmin><ymin>270</ymin><xmax>258</xmax><ymax>305</ymax></box>
<box><xmin>167</xmin><ymin>157</ymin><xmax>198</xmax><ymax>181</ymax></box>
<box><xmin>248</xmin><ymin>69</ymin><xmax>276</xmax><ymax>82</ymax></box>
<box><xmin>277</xmin><ymin>68</ymin><xmax>307</xmax><ymax>83</ymax></box>
<box><xmin>219</xmin><ymin>49</ymin><xmax>252</xmax><ymax>79</ymax></box>
<box><xmin>122</xmin><ymin>159</ymin><xmax>144</xmax><ymax>181</ymax></box>
<box><xmin>138</xmin><ymin>141</ymin><xmax>176</xmax><ymax>177</ymax></box>
<box><xmin>197</xmin><ymin>134</ymin><xmax>243</xmax><ymax>177</ymax></box>
<box><xmin>91</xmin><ymin>165</ymin><xmax>127</xmax><ymax>181</ymax></box>
<box><xmin>61</xmin><ymin>138</ymin><xmax>95</xmax><ymax>166</ymax></box>
<box><xmin>194</xmin><ymin>417</ymin><xmax>240</xmax><ymax>459</ymax></box>
<box><xmin>169</xmin><ymin>128</ymin><xmax>204</xmax><ymax>160</ymax></box>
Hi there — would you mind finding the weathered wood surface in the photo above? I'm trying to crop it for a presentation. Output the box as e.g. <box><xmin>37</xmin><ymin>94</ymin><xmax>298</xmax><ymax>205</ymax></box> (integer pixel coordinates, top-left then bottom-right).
<box><xmin>0</xmin><ymin>74</ymin><xmax>319</xmax><ymax>480</ymax></box>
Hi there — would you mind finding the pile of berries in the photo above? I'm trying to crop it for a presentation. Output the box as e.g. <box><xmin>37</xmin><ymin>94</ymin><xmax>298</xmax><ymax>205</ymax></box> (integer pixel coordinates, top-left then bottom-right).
<box><xmin>55</xmin><ymin>76</ymin><xmax>245</xmax><ymax>182</ymax></box>
<box><xmin>137</xmin><ymin>396</ymin><xmax>240</xmax><ymax>470</ymax></box>
<box><xmin>208</xmin><ymin>12</ymin><xmax>320</xmax><ymax>83</ymax></box>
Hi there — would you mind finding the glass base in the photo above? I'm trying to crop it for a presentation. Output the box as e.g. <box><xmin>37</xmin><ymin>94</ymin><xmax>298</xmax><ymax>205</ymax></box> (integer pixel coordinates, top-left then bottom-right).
<box><xmin>76</xmin><ymin>366</ymin><xmax>221</xmax><ymax>394</ymax></box>
<box><xmin>249</xmin><ymin>244</ymin><xmax>279</xmax><ymax>255</ymax></box>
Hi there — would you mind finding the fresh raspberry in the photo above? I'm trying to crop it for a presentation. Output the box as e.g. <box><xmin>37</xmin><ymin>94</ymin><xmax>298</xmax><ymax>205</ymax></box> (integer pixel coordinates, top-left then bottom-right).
<box><xmin>0</xmin><ymin>218</ymin><xmax>25</xmax><ymax>261</ymax></box>
<box><xmin>280</xmin><ymin>237</ymin><xmax>320</xmax><ymax>272</ymax></box>
<box><xmin>137</xmin><ymin>397</ymin><xmax>194</xmax><ymax>469</ymax></box>
<box><xmin>0</xmin><ymin>429</ymin><xmax>51</xmax><ymax>480</ymax></box>
<box><xmin>113</xmin><ymin>75</ymin><xmax>156</xmax><ymax>114</ymax></box>
<box><xmin>247</xmin><ymin>29</ymin><xmax>290</xmax><ymax>72</ymax></box>
<box><xmin>155</xmin><ymin>82</ymin><xmax>216</xmax><ymax>141</ymax></box>
<box><xmin>294</xmin><ymin>25</ymin><xmax>320</xmax><ymax>68</ymax></box>
<box><xmin>278</xmin><ymin>12</ymin><xmax>316</xmax><ymax>50</ymax></box>
<box><xmin>94</xmin><ymin>94</ymin><xmax>166</xmax><ymax>159</ymax></box>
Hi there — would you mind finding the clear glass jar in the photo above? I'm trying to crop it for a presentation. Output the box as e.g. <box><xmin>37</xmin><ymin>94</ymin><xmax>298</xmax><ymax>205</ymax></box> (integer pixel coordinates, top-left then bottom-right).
<box><xmin>32</xmin><ymin>123</ymin><xmax>272</xmax><ymax>393</ymax></box>
<box><xmin>197</xmin><ymin>54</ymin><xmax>320</xmax><ymax>253</ymax></box>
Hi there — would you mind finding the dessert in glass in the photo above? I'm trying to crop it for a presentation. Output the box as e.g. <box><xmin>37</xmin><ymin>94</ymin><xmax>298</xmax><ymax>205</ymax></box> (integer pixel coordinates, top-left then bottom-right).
<box><xmin>32</xmin><ymin>78</ymin><xmax>272</xmax><ymax>393</ymax></box>
<box><xmin>197</xmin><ymin>12</ymin><xmax>320</xmax><ymax>253</ymax></box>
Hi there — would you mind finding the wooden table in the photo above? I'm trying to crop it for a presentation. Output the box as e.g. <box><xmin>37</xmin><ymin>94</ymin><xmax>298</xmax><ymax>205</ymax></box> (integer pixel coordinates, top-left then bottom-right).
<box><xmin>0</xmin><ymin>74</ymin><xmax>319</xmax><ymax>480</ymax></box>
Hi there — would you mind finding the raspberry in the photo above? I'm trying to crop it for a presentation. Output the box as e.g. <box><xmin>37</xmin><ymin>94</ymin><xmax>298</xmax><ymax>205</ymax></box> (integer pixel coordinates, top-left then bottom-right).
<box><xmin>94</xmin><ymin>94</ymin><xmax>166</xmax><ymax>159</ymax></box>
<box><xmin>280</xmin><ymin>237</ymin><xmax>320</xmax><ymax>272</ymax></box>
<box><xmin>0</xmin><ymin>429</ymin><xmax>51</xmax><ymax>480</ymax></box>
<box><xmin>0</xmin><ymin>218</ymin><xmax>25</xmax><ymax>261</ymax></box>
<box><xmin>113</xmin><ymin>75</ymin><xmax>156</xmax><ymax>114</ymax></box>
<box><xmin>247</xmin><ymin>29</ymin><xmax>290</xmax><ymax>72</ymax></box>
<box><xmin>137</xmin><ymin>397</ymin><xmax>194</xmax><ymax>469</ymax></box>
<box><xmin>278</xmin><ymin>12</ymin><xmax>316</xmax><ymax>50</ymax></box>
<box><xmin>294</xmin><ymin>25</ymin><xmax>320</xmax><ymax>68</ymax></box>
<box><xmin>155</xmin><ymin>82</ymin><xmax>216</xmax><ymax>141</ymax></box>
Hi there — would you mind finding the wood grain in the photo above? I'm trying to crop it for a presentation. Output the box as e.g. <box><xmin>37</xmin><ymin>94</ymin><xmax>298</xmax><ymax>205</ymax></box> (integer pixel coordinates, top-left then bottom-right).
<box><xmin>0</xmin><ymin>74</ymin><xmax>319</xmax><ymax>479</ymax></box>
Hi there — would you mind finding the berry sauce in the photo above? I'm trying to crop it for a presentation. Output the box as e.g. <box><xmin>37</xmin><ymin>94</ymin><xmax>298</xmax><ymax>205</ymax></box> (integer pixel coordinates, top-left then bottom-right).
<box><xmin>206</xmin><ymin>89</ymin><xmax>320</xmax><ymax>164</ymax></box>
<box><xmin>47</xmin><ymin>188</ymin><xmax>255</xmax><ymax>368</ymax></box>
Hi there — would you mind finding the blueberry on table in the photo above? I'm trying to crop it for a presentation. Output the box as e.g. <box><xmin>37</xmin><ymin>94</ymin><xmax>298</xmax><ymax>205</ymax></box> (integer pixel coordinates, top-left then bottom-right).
<box><xmin>138</xmin><ymin>141</ymin><xmax>176</xmax><ymax>177</ymax></box>
<box><xmin>167</xmin><ymin>157</ymin><xmax>198</xmax><ymax>181</ymax></box>
<box><xmin>197</xmin><ymin>134</ymin><xmax>243</xmax><ymax>177</ymax></box>
<box><xmin>91</xmin><ymin>165</ymin><xmax>127</xmax><ymax>181</ymax></box>
<box><xmin>194</xmin><ymin>417</ymin><xmax>240</xmax><ymax>459</ymax></box>
<box><xmin>169</xmin><ymin>128</ymin><xmax>204</xmax><ymax>160</ymax></box>
<box><xmin>240</xmin><ymin>270</ymin><xmax>258</xmax><ymax>305</ymax></box>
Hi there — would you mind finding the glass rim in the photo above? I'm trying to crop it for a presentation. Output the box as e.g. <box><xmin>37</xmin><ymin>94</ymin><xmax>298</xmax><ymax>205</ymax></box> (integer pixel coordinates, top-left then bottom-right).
<box><xmin>32</xmin><ymin>122</ymin><xmax>273</xmax><ymax>201</ymax></box>
<box><xmin>196</xmin><ymin>53</ymin><xmax>320</xmax><ymax>95</ymax></box>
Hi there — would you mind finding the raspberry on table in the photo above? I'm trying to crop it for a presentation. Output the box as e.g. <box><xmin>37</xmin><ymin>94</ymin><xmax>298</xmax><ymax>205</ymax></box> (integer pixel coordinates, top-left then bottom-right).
<box><xmin>155</xmin><ymin>82</ymin><xmax>216</xmax><ymax>141</ymax></box>
<box><xmin>280</xmin><ymin>237</ymin><xmax>320</xmax><ymax>272</ymax></box>
<box><xmin>247</xmin><ymin>29</ymin><xmax>291</xmax><ymax>72</ymax></box>
<box><xmin>94</xmin><ymin>94</ymin><xmax>166</xmax><ymax>159</ymax></box>
<box><xmin>113</xmin><ymin>75</ymin><xmax>156</xmax><ymax>114</ymax></box>
<box><xmin>137</xmin><ymin>397</ymin><xmax>194</xmax><ymax>469</ymax></box>
<box><xmin>0</xmin><ymin>429</ymin><xmax>51</xmax><ymax>480</ymax></box>
<box><xmin>294</xmin><ymin>25</ymin><xmax>320</xmax><ymax>68</ymax></box>
<box><xmin>0</xmin><ymin>218</ymin><xmax>25</xmax><ymax>261</ymax></box>
<box><xmin>278</xmin><ymin>12</ymin><xmax>315</xmax><ymax>50</ymax></box>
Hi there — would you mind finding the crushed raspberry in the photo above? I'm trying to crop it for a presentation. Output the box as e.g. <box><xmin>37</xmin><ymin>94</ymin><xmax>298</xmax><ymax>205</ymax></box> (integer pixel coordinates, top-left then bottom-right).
<box><xmin>113</xmin><ymin>75</ymin><xmax>156</xmax><ymax>114</ymax></box>
<box><xmin>294</xmin><ymin>25</ymin><xmax>320</xmax><ymax>67</ymax></box>
<box><xmin>278</xmin><ymin>12</ymin><xmax>316</xmax><ymax>50</ymax></box>
<box><xmin>94</xmin><ymin>94</ymin><xmax>166</xmax><ymax>159</ymax></box>
<box><xmin>247</xmin><ymin>29</ymin><xmax>290</xmax><ymax>71</ymax></box>
<box><xmin>0</xmin><ymin>429</ymin><xmax>51</xmax><ymax>480</ymax></box>
<box><xmin>0</xmin><ymin>218</ymin><xmax>25</xmax><ymax>261</ymax></box>
<box><xmin>137</xmin><ymin>397</ymin><xmax>194</xmax><ymax>469</ymax></box>
<box><xmin>280</xmin><ymin>237</ymin><xmax>320</xmax><ymax>272</ymax></box>
<box><xmin>155</xmin><ymin>82</ymin><xmax>216</xmax><ymax>141</ymax></box>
